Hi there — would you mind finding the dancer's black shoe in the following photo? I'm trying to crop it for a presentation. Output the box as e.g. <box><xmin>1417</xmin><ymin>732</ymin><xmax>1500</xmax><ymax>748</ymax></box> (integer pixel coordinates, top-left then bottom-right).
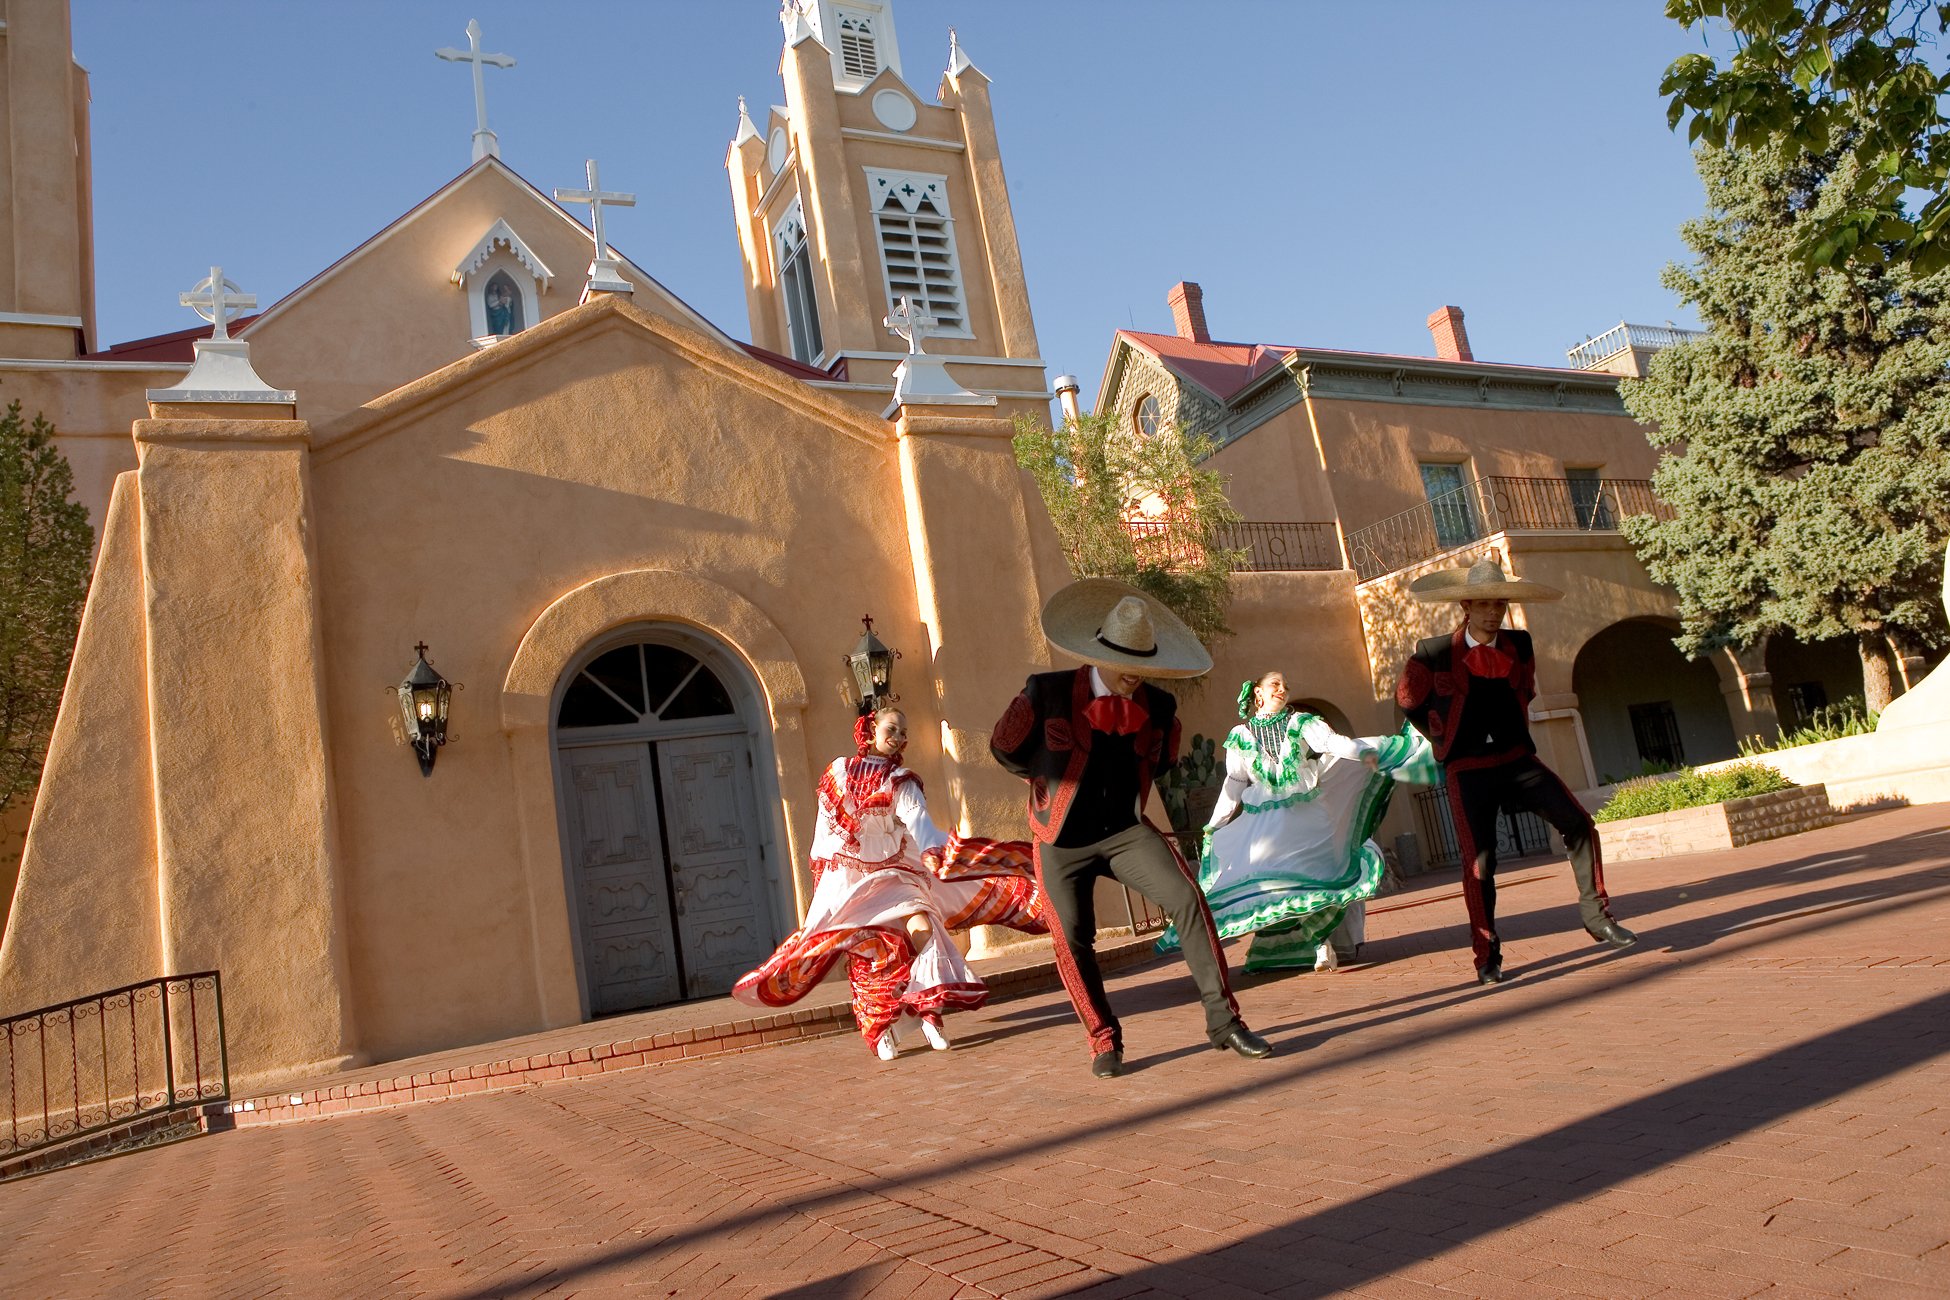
<box><xmin>1586</xmin><ymin>918</ymin><xmax>1639</xmax><ymax>949</ymax></box>
<box><xmin>1091</xmin><ymin>1049</ymin><xmax>1124</xmax><ymax>1078</ymax></box>
<box><xmin>1213</xmin><ymin>1025</ymin><xmax>1273</xmax><ymax>1059</ymax></box>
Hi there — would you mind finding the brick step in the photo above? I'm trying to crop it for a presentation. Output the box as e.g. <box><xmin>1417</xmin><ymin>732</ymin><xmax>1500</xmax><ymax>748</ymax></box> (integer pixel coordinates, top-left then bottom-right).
<box><xmin>222</xmin><ymin>933</ymin><xmax>1159</xmax><ymax>1128</ymax></box>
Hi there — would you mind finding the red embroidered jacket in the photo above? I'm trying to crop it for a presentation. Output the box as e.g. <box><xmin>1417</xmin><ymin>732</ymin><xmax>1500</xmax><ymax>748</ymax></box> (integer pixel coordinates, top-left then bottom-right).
<box><xmin>988</xmin><ymin>667</ymin><xmax>1180</xmax><ymax>845</ymax></box>
<box><xmin>1394</xmin><ymin>626</ymin><xmax>1539</xmax><ymax>770</ymax></box>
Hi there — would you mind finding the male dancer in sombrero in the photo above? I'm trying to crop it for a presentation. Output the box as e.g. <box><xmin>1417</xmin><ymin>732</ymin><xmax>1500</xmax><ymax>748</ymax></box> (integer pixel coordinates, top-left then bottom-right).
<box><xmin>990</xmin><ymin>578</ymin><xmax>1273</xmax><ymax>1078</ymax></box>
<box><xmin>1394</xmin><ymin>555</ymin><xmax>1638</xmax><ymax>985</ymax></box>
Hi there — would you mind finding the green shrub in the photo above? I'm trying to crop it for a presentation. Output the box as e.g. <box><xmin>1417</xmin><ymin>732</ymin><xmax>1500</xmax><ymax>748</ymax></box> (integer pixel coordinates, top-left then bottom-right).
<box><xmin>1737</xmin><ymin>696</ymin><xmax>1878</xmax><ymax>757</ymax></box>
<box><xmin>1593</xmin><ymin>761</ymin><xmax>1797</xmax><ymax>823</ymax></box>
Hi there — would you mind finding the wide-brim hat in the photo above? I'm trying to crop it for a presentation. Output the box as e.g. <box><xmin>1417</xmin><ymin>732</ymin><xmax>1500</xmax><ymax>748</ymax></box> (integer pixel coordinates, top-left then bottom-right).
<box><xmin>1408</xmin><ymin>555</ymin><xmax>1563</xmax><ymax>603</ymax></box>
<box><xmin>1040</xmin><ymin>578</ymin><xmax>1213</xmax><ymax>678</ymax></box>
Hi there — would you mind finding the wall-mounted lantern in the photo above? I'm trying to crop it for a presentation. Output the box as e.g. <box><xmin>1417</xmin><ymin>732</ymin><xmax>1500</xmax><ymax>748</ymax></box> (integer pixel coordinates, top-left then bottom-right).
<box><xmin>398</xmin><ymin>643</ymin><xmax>454</xmax><ymax>776</ymax></box>
<box><xmin>843</xmin><ymin>615</ymin><xmax>899</xmax><ymax>716</ymax></box>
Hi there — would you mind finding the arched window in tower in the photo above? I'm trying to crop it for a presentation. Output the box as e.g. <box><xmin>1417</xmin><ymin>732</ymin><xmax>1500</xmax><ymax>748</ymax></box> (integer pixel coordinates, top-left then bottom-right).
<box><xmin>483</xmin><ymin>270</ymin><xmax>525</xmax><ymax>337</ymax></box>
<box><xmin>865</xmin><ymin>169</ymin><xmax>970</xmax><ymax>338</ymax></box>
<box><xmin>773</xmin><ymin>200</ymin><xmax>824</xmax><ymax>365</ymax></box>
<box><xmin>836</xmin><ymin>9</ymin><xmax>880</xmax><ymax>79</ymax></box>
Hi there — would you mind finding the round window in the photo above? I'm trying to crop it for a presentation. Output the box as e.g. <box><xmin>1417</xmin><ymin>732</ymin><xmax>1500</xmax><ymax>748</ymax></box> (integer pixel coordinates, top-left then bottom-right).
<box><xmin>1135</xmin><ymin>394</ymin><xmax>1163</xmax><ymax>438</ymax></box>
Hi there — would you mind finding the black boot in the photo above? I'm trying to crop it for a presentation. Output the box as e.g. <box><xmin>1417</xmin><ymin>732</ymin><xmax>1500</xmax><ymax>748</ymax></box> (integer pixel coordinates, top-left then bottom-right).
<box><xmin>1213</xmin><ymin>1024</ymin><xmax>1273</xmax><ymax>1059</ymax></box>
<box><xmin>1586</xmin><ymin>918</ymin><xmax>1638</xmax><ymax>949</ymax></box>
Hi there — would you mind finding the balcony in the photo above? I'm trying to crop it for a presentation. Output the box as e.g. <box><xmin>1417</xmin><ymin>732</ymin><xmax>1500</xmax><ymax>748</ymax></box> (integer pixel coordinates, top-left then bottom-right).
<box><xmin>1345</xmin><ymin>476</ymin><xmax>1670</xmax><ymax>582</ymax></box>
<box><xmin>1125</xmin><ymin>520</ymin><xmax>1341</xmax><ymax>573</ymax></box>
<box><xmin>1565</xmin><ymin>321</ymin><xmax>1705</xmax><ymax>372</ymax></box>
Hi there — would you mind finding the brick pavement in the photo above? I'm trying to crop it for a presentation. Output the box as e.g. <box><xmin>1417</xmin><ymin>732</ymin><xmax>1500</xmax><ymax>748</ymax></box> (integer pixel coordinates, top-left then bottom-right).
<box><xmin>2</xmin><ymin>804</ymin><xmax>1947</xmax><ymax>1298</ymax></box>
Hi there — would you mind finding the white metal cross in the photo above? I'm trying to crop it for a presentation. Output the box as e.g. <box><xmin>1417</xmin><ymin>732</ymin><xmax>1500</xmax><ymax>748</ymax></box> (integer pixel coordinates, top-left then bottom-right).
<box><xmin>180</xmin><ymin>267</ymin><xmax>256</xmax><ymax>341</ymax></box>
<box><xmin>554</xmin><ymin>160</ymin><xmax>636</xmax><ymax>266</ymax></box>
<box><xmin>884</xmin><ymin>296</ymin><xmax>939</xmax><ymax>355</ymax></box>
<box><xmin>435</xmin><ymin>19</ymin><xmax>516</xmax><ymax>162</ymax></box>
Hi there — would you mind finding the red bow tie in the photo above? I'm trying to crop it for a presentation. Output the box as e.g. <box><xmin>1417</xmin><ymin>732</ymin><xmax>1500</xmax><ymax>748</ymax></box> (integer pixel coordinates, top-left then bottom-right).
<box><xmin>1083</xmin><ymin>694</ymin><xmax>1147</xmax><ymax>736</ymax></box>
<box><xmin>1463</xmin><ymin>644</ymin><xmax>1514</xmax><ymax>679</ymax></box>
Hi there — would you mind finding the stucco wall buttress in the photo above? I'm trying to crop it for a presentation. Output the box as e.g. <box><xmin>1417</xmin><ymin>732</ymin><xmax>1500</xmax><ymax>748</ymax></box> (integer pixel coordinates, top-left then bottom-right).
<box><xmin>502</xmin><ymin>568</ymin><xmax>817</xmax><ymax>1016</ymax></box>
<box><xmin>132</xmin><ymin>417</ymin><xmax>357</xmax><ymax>1091</ymax></box>
<box><xmin>894</xmin><ymin>408</ymin><xmax>1051</xmax><ymax>840</ymax></box>
<box><xmin>0</xmin><ymin>473</ymin><xmax>162</xmax><ymax>1010</ymax></box>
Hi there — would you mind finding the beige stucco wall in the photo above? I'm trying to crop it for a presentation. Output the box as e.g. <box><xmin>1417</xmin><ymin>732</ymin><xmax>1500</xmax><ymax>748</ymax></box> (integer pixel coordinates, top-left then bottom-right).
<box><xmin>302</xmin><ymin>298</ymin><xmax>981</xmax><ymax>1064</ymax></box>
<box><xmin>1307</xmin><ymin>395</ymin><xmax>1663</xmax><ymax>535</ymax></box>
<box><xmin>0</xmin><ymin>473</ymin><xmax>161</xmax><ymax>1008</ymax></box>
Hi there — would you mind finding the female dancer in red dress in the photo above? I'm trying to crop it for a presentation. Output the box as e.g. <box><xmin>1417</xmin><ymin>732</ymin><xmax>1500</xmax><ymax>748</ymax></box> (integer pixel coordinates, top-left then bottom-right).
<box><xmin>733</xmin><ymin>707</ymin><xmax>1047</xmax><ymax>1059</ymax></box>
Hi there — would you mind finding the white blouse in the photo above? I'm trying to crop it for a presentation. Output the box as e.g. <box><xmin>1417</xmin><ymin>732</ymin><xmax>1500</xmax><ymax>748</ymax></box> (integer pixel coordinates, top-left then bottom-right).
<box><xmin>1206</xmin><ymin>715</ymin><xmax>1374</xmax><ymax>828</ymax></box>
<box><xmin>809</xmin><ymin>756</ymin><xmax>951</xmax><ymax>870</ymax></box>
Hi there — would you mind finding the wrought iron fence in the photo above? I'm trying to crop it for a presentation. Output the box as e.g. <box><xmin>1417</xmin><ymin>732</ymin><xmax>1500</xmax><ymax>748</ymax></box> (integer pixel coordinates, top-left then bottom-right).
<box><xmin>1346</xmin><ymin>476</ymin><xmax>1670</xmax><ymax>581</ymax></box>
<box><xmin>1411</xmin><ymin>789</ymin><xmax>1553</xmax><ymax>870</ymax></box>
<box><xmin>1219</xmin><ymin>521</ymin><xmax>1340</xmax><ymax>572</ymax></box>
<box><xmin>2</xmin><ymin>972</ymin><xmax>227</xmax><ymax>1162</ymax></box>
<box><xmin>1124</xmin><ymin>520</ymin><xmax>1340</xmax><ymax>573</ymax></box>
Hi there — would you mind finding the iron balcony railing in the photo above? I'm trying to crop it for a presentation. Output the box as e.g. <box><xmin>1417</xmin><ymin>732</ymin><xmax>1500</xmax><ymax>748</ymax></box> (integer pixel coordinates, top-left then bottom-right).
<box><xmin>1346</xmin><ymin>475</ymin><xmax>1671</xmax><ymax>582</ymax></box>
<box><xmin>1565</xmin><ymin>321</ymin><xmax>1705</xmax><ymax>370</ymax></box>
<box><xmin>1125</xmin><ymin>520</ymin><xmax>1341</xmax><ymax>573</ymax></box>
<box><xmin>2</xmin><ymin>971</ymin><xmax>228</xmax><ymax>1162</ymax></box>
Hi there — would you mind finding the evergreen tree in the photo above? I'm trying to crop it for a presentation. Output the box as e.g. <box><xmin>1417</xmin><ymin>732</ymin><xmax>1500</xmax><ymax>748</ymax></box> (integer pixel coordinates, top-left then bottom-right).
<box><xmin>0</xmin><ymin>402</ymin><xmax>92</xmax><ymax>812</ymax></box>
<box><xmin>1013</xmin><ymin>411</ymin><xmax>1241</xmax><ymax>656</ymax></box>
<box><xmin>1621</xmin><ymin>144</ymin><xmax>1950</xmax><ymax>711</ymax></box>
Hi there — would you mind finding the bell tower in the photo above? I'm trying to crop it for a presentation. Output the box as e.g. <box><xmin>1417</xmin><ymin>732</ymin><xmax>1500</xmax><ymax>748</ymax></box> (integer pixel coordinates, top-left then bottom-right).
<box><xmin>0</xmin><ymin>0</ymin><xmax>96</xmax><ymax>359</ymax></box>
<box><xmin>726</xmin><ymin>3</ymin><xmax>1046</xmax><ymax>416</ymax></box>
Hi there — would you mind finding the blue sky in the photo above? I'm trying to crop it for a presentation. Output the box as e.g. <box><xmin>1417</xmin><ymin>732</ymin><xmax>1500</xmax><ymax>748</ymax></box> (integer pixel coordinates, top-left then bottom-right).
<box><xmin>72</xmin><ymin>2</ymin><xmax>1714</xmax><ymax>403</ymax></box>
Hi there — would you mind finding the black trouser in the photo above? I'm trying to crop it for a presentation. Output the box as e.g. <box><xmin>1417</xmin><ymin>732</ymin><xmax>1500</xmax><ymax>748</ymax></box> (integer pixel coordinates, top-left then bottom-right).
<box><xmin>1034</xmin><ymin>823</ymin><xmax>1241</xmax><ymax>1054</ymax></box>
<box><xmin>1445</xmin><ymin>756</ymin><xmax>1612</xmax><ymax>967</ymax></box>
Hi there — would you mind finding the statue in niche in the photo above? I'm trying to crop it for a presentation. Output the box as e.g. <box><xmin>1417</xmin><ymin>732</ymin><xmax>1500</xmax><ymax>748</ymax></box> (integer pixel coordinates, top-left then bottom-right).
<box><xmin>484</xmin><ymin>271</ymin><xmax>523</xmax><ymax>336</ymax></box>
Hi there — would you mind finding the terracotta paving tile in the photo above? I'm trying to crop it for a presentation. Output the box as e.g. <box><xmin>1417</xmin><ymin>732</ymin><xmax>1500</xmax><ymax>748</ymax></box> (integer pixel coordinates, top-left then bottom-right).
<box><xmin>8</xmin><ymin>807</ymin><xmax>1950</xmax><ymax>1297</ymax></box>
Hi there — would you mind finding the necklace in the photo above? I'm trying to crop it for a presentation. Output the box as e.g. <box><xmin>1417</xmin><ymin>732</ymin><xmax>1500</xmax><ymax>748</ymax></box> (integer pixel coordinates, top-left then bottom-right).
<box><xmin>1228</xmin><ymin>711</ymin><xmax>1311</xmax><ymax>790</ymax></box>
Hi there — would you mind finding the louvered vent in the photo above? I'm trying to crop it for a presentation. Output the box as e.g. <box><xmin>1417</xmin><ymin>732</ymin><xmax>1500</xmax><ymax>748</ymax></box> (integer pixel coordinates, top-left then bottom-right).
<box><xmin>838</xmin><ymin>15</ymin><xmax>878</xmax><ymax>79</ymax></box>
<box><xmin>875</xmin><ymin>196</ymin><xmax>964</xmax><ymax>332</ymax></box>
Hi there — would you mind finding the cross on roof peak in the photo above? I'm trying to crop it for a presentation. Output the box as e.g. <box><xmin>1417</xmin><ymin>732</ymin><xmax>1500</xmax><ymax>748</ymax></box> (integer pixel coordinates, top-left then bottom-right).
<box><xmin>554</xmin><ymin>160</ymin><xmax>636</xmax><ymax>266</ymax></box>
<box><xmin>180</xmin><ymin>267</ymin><xmax>256</xmax><ymax>341</ymax></box>
<box><xmin>435</xmin><ymin>19</ymin><xmax>516</xmax><ymax>163</ymax></box>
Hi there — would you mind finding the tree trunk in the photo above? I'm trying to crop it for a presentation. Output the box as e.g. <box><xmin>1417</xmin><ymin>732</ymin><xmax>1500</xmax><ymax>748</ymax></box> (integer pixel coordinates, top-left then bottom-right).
<box><xmin>1858</xmin><ymin>630</ymin><xmax>1896</xmax><ymax>713</ymax></box>
<box><xmin>1885</xmin><ymin>630</ymin><xmax>1928</xmax><ymax>694</ymax></box>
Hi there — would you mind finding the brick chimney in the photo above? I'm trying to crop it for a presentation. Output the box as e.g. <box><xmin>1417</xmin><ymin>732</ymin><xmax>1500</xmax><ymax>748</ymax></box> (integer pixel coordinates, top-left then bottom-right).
<box><xmin>1167</xmin><ymin>281</ymin><xmax>1211</xmax><ymax>344</ymax></box>
<box><xmin>1426</xmin><ymin>305</ymin><xmax>1473</xmax><ymax>362</ymax></box>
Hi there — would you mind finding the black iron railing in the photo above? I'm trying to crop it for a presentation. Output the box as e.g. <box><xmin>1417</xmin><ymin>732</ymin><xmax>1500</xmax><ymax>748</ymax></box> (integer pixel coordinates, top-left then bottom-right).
<box><xmin>2</xmin><ymin>972</ymin><xmax>228</xmax><ymax>1161</ymax></box>
<box><xmin>1347</xmin><ymin>476</ymin><xmax>1671</xmax><ymax>582</ymax></box>
<box><xmin>1125</xmin><ymin>520</ymin><xmax>1341</xmax><ymax>573</ymax></box>
<box><xmin>1411</xmin><ymin>790</ymin><xmax>1552</xmax><ymax>870</ymax></box>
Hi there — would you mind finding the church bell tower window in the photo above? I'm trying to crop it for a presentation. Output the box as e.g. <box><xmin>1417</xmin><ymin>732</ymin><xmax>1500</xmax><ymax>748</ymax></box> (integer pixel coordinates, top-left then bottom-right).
<box><xmin>865</xmin><ymin>169</ymin><xmax>970</xmax><ymax>339</ymax></box>
<box><xmin>836</xmin><ymin>9</ymin><xmax>880</xmax><ymax>80</ymax></box>
<box><xmin>774</xmin><ymin>200</ymin><xmax>824</xmax><ymax>365</ymax></box>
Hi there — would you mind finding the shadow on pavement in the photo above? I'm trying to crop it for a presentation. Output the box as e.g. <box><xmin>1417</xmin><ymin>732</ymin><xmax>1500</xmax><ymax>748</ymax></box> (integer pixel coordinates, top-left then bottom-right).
<box><xmin>432</xmin><ymin>816</ymin><xmax>1950</xmax><ymax>1300</ymax></box>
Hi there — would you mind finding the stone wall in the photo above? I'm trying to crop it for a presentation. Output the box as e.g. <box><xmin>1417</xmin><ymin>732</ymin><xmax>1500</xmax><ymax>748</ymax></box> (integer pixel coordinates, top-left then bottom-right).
<box><xmin>1601</xmin><ymin>784</ymin><xmax>1833</xmax><ymax>863</ymax></box>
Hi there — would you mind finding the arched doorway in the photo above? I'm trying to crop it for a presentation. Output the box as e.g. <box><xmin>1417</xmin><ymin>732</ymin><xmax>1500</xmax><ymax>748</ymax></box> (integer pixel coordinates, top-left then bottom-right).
<box><xmin>1573</xmin><ymin>618</ymin><xmax>1737</xmax><ymax>784</ymax></box>
<box><xmin>1291</xmin><ymin>697</ymin><xmax>1353</xmax><ymax>735</ymax></box>
<box><xmin>552</xmin><ymin>627</ymin><xmax>783</xmax><ymax>1016</ymax></box>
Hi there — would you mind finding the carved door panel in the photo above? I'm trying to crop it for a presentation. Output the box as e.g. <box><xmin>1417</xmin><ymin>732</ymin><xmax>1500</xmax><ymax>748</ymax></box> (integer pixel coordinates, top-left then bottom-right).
<box><xmin>656</xmin><ymin>733</ymin><xmax>774</xmax><ymax>998</ymax></box>
<box><xmin>562</xmin><ymin>744</ymin><xmax>683</xmax><ymax>1014</ymax></box>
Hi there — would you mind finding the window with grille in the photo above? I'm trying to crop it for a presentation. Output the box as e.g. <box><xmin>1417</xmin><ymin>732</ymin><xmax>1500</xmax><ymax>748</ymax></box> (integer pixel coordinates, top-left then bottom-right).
<box><xmin>865</xmin><ymin>169</ymin><xmax>969</xmax><ymax>336</ymax></box>
<box><xmin>1628</xmin><ymin>700</ymin><xmax>1685</xmax><ymax>770</ymax></box>
<box><xmin>836</xmin><ymin>10</ymin><xmax>879</xmax><ymax>79</ymax></box>
<box><xmin>773</xmin><ymin>201</ymin><xmax>824</xmax><ymax>365</ymax></box>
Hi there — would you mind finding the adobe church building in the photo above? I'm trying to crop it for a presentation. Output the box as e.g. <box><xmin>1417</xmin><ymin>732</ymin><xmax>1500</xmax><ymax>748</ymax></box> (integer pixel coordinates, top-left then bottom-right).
<box><xmin>0</xmin><ymin>0</ymin><xmax>1080</xmax><ymax>1089</ymax></box>
<box><xmin>1</xmin><ymin>1</ymin><xmax>1917</xmax><ymax>1093</ymax></box>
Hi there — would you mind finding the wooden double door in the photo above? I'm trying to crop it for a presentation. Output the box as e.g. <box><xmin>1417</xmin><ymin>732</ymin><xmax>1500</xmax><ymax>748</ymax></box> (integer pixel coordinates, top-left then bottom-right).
<box><xmin>559</xmin><ymin>732</ymin><xmax>778</xmax><ymax>1014</ymax></box>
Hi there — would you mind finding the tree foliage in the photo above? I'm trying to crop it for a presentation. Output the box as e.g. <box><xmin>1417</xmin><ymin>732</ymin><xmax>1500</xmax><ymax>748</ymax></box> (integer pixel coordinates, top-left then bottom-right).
<box><xmin>1013</xmin><ymin>411</ymin><xmax>1242</xmax><ymax>655</ymax></box>
<box><xmin>1661</xmin><ymin>1</ymin><xmax>1950</xmax><ymax>273</ymax></box>
<box><xmin>1619</xmin><ymin>143</ymin><xmax>1950</xmax><ymax>711</ymax></box>
<box><xmin>0</xmin><ymin>402</ymin><xmax>92</xmax><ymax>813</ymax></box>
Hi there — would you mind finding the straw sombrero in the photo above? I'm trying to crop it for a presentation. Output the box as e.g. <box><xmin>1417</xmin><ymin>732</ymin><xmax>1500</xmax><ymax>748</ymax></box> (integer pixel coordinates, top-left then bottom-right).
<box><xmin>1407</xmin><ymin>555</ymin><xmax>1563</xmax><ymax>603</ymax></box>
<box><xmin>1041</xmin><ymin>578</ymin><xmax>1213</xmax><ymax>678</ymax></box>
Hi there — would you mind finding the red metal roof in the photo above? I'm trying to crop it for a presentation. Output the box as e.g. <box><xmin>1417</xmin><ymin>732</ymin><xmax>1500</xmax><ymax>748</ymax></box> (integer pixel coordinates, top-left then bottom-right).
<box><xmin>82</xmin><ymin>316</ymin><xmax>262</xmax><ymax>363</ymax></box>
<box><xmin>1118</xmin><ymin>327</ymin><xmax>1602</xmax><ymax>399</ymax></box>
